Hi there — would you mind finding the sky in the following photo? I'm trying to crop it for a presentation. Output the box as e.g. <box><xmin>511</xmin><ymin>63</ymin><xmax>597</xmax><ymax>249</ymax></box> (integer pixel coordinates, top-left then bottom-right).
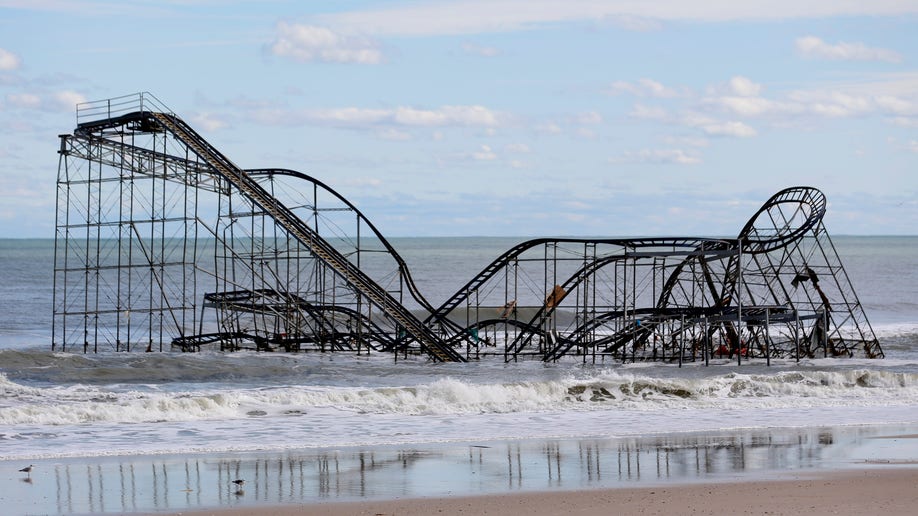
<box><xmin>0</xmin><ymin>0</ymin><xmax>916</xmax><ymax>238</ymax></box>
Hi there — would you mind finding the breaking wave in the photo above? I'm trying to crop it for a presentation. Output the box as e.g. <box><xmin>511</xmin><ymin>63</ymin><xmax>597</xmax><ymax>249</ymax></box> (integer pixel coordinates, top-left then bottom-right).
<box><xmin>2</xmin><ymin>368</ymin><xmax>917</xmax><ymax>426</ymax></box>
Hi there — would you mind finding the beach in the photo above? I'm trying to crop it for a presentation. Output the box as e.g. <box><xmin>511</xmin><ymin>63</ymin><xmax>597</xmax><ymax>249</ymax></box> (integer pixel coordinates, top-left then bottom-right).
<box><xmin>184</xmin><ymin>468</ymin><xmax>918</xmax><ymax>516</ymax></box>
<box><xmin>4</xmin><ymin>427</ymin><xmax>918</xmax><ymax>514</ymax></box>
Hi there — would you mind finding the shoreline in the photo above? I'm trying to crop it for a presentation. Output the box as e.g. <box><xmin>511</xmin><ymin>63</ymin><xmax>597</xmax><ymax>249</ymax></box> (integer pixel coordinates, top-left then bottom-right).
<box><xmin>173</xmin><ymin>467</ymin><xmax>918</xmax><ymax>516</ymax></box>
<box><xmin>4</xmin><ymin>424</ymin><xmax>918</xmax><ymax>515</ymax></box>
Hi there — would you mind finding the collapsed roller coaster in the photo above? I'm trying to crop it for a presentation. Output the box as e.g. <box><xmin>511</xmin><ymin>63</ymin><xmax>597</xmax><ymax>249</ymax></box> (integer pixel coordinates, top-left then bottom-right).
<box><xmin>52</xmin><ymin>93</ymin><xmax>883</xmax><ymax>363</ymax></box>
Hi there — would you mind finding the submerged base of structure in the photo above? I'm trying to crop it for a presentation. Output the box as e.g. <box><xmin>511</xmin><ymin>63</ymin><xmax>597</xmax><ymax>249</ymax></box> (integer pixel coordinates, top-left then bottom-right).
<box><xmin>171</xmin><ymin>305</ymin><xmax>873</xmax><ymax>364</ymax></box>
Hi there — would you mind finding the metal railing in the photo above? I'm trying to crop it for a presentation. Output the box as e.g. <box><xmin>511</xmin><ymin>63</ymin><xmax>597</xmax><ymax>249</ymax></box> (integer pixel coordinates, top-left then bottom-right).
<box><xmin>76</xmin><ymin>92</ymin><xmax>172</xmax><ymax>125</ymax></box>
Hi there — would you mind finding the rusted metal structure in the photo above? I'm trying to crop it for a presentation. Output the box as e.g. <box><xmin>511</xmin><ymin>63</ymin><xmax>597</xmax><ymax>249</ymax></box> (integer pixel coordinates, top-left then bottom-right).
<box><xmin>53</xmin><ymin>93</ymin><xmax>882</xmax><ymax>362</ymax></box>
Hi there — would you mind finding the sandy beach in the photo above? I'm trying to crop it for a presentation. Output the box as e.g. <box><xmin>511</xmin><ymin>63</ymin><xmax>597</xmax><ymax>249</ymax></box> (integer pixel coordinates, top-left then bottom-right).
<box><xmin>175</xmin><ymin>467</ymin><xmax>918</xmax><ymax>515</ymax></box>
<box><xmin>5</xmin><ymin>426</ymin><xmax>918</xmax><ymax>515</ymax></box>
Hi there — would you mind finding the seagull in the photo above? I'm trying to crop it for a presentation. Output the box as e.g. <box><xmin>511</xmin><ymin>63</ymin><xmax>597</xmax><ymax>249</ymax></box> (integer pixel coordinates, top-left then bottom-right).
<box><xmin>19</xmin><ymin>465</ymin><xmax>33</xmax><ymax>476</ymax></box>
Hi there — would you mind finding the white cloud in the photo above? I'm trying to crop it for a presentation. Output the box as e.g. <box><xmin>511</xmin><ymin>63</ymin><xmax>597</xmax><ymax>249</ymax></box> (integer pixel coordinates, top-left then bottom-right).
<box><xmin>252</xmin><ymin>104</ymin><xmax>504</xmax><ymax>129</ymax></box>
<box><xmin>873</xmin><ymin>96</ymin><xmax>917</xmax><ymax>116</ymax></box>
<box><xmin>505</xmin><ymin>143</ymin><xmax>531</xmax><ymax>153</ymax></box>
<box><xmin>890</xmin><ymin>117</ymin><xmax>918</xmax><ymax>128</ymax></box>
<box><xmin>535</xmin><ymin>122</ymin><xmax>562</xmax><ymax>134</ymax></box>
<box><xmin>599</xmin><ymin>14</ymin><xmax>662</xmax><ymax>32</ymax></box>
<box><xmin>631</xmin><ymin>74</ymin><xmax>918</xmax><ymax>132</ymax></box>
<box><xmin>704</xmin><ymin>76</ymin><xmax>765</xmax><ymax>100</ymax></box>
<box><xmin>607</xmin><ymin>78</ymin><xmax>682</xmax><ymax>98</ymax></box>
<box><xmin>302</xmin><ymin>107</ymin><xmax>390</xmax><ymax>125</ymax></box>
<box><xmin>532</xmin><ymin>111</ymin><xmax>603</xmax><ymax>139</ymax></box>
<box><xmin>786</xmin><ymin>90</ymin><xmax>874</xmax><ymax>117</ymax></box>
<box><xmin>394</xmin><ymin>105</ymin><xmax>501</xmax><ymax>126</ymax></box>
<box><xmin>51</xmin><ymin>90</ymin><xmax>87</xmax><ymax>110</ymax></box>
<box><xmin>727</xmin><ymin>76</ymin><xmax>763</xmax><ymax>97</ymax></box>
<box><xmin>461</xmin><ymin>42</ymin><xmax>500</xmax><ymax>57</ymax></box>
<box><xmin>5</xmin><ymin>90</ymin><xmax>86</xmax><ymax>111</ymax></box>
<box><xmin>190</xmin><ymin>112</ymin><xmax>228</xmax><ymax>132</ymax></box>
<box><xmin>609</xmin><ymin>148</ymin><xmax>701</xmax><ymax>165</ymax></box>
<box><xmin>795</xmin><ymin>36</ymin><xmax>902</xmax><ymax>63</ymax></box>
<box><xmin>315</xmin><ymin>1</ymin><xmax>918</xmax><ymax>37</ymax></box>
<box><xmin>629</xmin><ymin>104</ymin><xmax>668</xmax><ymax>120</ymax></box>
<box><xmin>622</xmin><ymin>88</ymin><xmax>759</xmax><ymax>138</ymax></box>
<box><xmin>472</xmin><ymin>144</ymin><xmax>497</xmax><ymax>160</ymax></box>
<box><xmin>681</xmin><ymin>113</ymin><xmax>757</xmax><ymax>138</ymax></box>
<box><xmin>0</xmin><ymin>48</ymin><xmax>21</xmax><ymax>71</ymax></box>
<box><xmin>392</xmin><ymin>107</ymin><xmax>451</xmax><ymax>126</ymax></box>
<box><xmin>676</xmin><ymin>73</ymin><xmax>918</xmax><ymax>129</ymax></box>
<box><xmin>907</xmin><ymin>140</ymin><xmax>918</xmax><ymax>153</ymax></box>
<box><xmin>700</xmin><ymin>120</ymin><xmax>758</xmax><ymax>137</ymax></box>
<box><xmin>271</xmin><ymin>23</ymin><xmax>383</xmax><ymax>64</ymax></box>
<box><xmin>705</xmin><ymin>83</ymin><xmax>918</xmax><ymax>121</ymax></box>
<box><xmin>712</xmin><ymin>96</ymin><xmax>796</xmax><ymax>117</ymax></box>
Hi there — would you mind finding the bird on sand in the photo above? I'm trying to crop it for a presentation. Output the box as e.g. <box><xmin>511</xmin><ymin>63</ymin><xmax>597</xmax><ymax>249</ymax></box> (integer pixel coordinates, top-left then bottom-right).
<box><xmin>19</xmin><ymin>465</ymin><xmax>33</xmax><ymax>476</ymax></box>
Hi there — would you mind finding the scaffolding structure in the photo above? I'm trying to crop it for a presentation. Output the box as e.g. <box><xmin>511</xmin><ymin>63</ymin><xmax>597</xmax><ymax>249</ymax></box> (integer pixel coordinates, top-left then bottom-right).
<box><xmin>53</xmin><ymin>93</ymin><xmax>882</xmax><ymax>362</ymax></box>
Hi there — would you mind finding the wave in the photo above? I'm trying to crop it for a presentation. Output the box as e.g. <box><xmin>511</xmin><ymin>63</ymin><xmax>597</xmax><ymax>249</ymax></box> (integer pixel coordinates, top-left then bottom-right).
<box><xmin>869</xmin><ymin>322</ymin><xmax>918</xmax><ymax>339</ymax></box>
<box><xmin>3</xmin><ymin>368</ymin><xmax>918</xmax><ymax>426</ymax></box>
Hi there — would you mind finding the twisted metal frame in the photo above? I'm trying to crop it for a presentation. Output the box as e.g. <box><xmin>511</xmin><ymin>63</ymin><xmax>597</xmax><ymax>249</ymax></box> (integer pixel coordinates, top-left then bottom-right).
<box><xmin>52</xmin><ymin>94</ymin><xmax>882</xmax><ymax>362</ymax></box>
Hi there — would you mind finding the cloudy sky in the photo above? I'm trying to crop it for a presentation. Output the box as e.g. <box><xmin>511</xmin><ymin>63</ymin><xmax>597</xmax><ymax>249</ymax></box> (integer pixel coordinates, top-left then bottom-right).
<box><xmin>1</xmin><ymin>0</ymin><xmax>916</xmax><ymax>238</ymax></box>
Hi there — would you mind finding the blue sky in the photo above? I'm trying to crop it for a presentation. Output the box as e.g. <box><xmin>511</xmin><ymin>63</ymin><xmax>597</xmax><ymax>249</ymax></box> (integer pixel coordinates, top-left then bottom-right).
<box><xmin>0</xmin><ymin>0</ymin><xmax>916</xmax><ymax>238</ymax></box>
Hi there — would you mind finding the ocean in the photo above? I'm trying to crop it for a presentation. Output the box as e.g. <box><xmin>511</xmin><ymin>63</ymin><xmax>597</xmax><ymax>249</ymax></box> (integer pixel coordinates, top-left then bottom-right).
<box><xmin>2</xmin><ymin>235</ymin><xmax>917</xmax><ymax>459</ymax></box>
<box><xmin>1</xmin><ymin>236</ymin><xmax>917</xmax><ymax>512</ymax></box>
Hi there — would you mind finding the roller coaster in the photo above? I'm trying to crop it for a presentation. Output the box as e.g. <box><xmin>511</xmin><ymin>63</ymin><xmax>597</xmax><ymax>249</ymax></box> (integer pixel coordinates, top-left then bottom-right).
<box><xmin>52</xmin><ymin>93</ymin><xmax>882</xmax><ymax>362</ymax></box>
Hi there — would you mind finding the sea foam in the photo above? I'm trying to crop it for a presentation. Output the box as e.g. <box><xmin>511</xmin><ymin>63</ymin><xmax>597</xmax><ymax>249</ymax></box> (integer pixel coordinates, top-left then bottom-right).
<box><xmin>3</xmin><ymin>368</ymin><xmax>918</xmax><ymax>426</ymax></box>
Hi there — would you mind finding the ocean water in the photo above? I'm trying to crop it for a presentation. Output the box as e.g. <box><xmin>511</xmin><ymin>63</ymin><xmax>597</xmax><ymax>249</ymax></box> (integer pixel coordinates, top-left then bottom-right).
<box><xmin>1</xmin><ymin>236</ymin><xmax>917</xmax><ymax>462</ymax></box>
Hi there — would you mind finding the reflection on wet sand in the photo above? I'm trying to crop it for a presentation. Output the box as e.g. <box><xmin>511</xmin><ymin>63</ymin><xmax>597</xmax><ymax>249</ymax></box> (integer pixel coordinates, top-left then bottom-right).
<box><xmin>4</xmin><ymin>425</ymin><xmax>915</xmax><ymax>515</ymax></box>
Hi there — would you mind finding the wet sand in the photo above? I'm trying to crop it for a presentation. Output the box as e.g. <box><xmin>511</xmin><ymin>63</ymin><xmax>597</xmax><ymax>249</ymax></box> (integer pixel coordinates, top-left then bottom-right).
<box><xmin>4</xmin><ymin>425</ymin><xmax>918</xmax><ymax>515</ymax></box>
<box><xmin>180</xmin><ymin>467</ymin><xmax>918</xmax><ymax>515</ymax></box>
